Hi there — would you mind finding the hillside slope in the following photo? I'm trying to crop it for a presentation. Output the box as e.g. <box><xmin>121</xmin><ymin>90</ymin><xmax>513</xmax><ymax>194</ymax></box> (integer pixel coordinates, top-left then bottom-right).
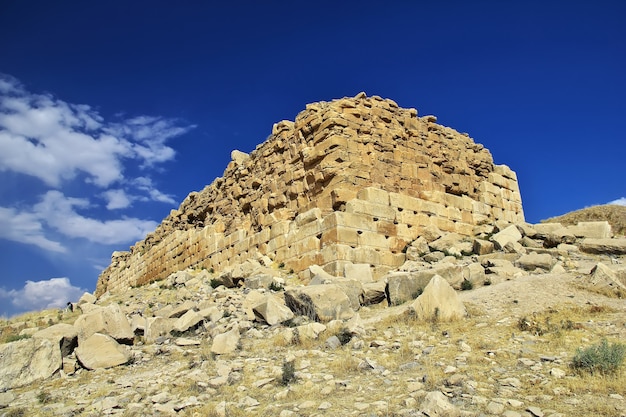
<box><xmin>543</xmin><ymin>204</ymin><xmax>626</xmax><ymax>236</ymax></box>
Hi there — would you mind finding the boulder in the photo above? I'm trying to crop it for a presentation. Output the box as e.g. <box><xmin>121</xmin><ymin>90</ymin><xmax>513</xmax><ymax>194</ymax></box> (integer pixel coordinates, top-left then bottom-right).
<box><xmin>588</xmin><ymin>263</ymin><xmax>626</xmax><ymax>296</ymax></box>
<box><xmin>0</xmin><ymin>338</ymin><xmax>61</xmax><ymax>390</ymax></box>
<box><xmin>74</xmin><ymin>303</ymin><xmax>134</xmax><ymax>344</ymax></box>
<box><xmin>145</xmin><ymin>317</ymin><xmax>175</xmax><ymax>342</ymax></box>
<box><xmin>243</xmin><ymin>290</ymin><xmax>267</xmax><ymax>321</ymax></box>
<box><xmin>33</xmin><ymin>323</ymin><xmax>78</xmax><ymax>357</ymax></box>
<box><xmin>211</xmin><ymin>326</ymin><xmax>240</xmax><ymax>354</ymax></box>
<box><xmin>515</xmin><ymin>253</ymin><xmax>556</xmax><ymax>271</ymax></box>
<box><xmin>473</xmin><ymin>238</ymin><xmax>494</xmax><ymax>255</ymax></box>
<box><xmin>429</xmin><ymin>233</ymin><xmax>472</xmax><ymax>256</ymax></box>
<box><xmin>344</xmin><ymin>263</ymin><xmax>373</xmax><ymax>283</ymax></box>
<box><xmin>361</xmin><ymin>280</ymin><xmax>387</xmax><ymax>305</ymax></box>
<box><xmin>420</xmin><ymin>390</ymin><xmax>461</xmax><ymax>417</ymax></box>
<box><xmin>310</xmin><ymin>276</ymin><xmax>363</xmax><ymax>310</ymax></box>
<box><xmin>409</xmin><ymin>275</ymin><xmax>467</xmax><ymax>321</ymax></box>
<box><xmin>295</xmin><ymin>322</ymin><xmax>327</xmax><ymax>340</ymax></box>
<box><xmin>171</xmin><ymin>309</ymin><xmax>204</xmax><ymax>335</ymax></box>
<box><xmin>284</xmin><ymin>284</ymin><xmax>354</xmax><ymax>322</ymax></box>
<box><xmin>77</xmin><ymin>292</ymin><xmax>97</xmax><ymax>305</ymax></box>
<box><xmin>168</xmin><ymin>300</ymin><xmax>197</xmax><ymax>318</ymax></box>
<box><xmin>75</xmin><ymin>333</ymin><xmax>131</xmax><ymax>370</ymax></box>
<box><xmin>244</xmin><ymin>274</ymin><xmax>274</xmax><ymax>290</ymax></box>
<box><xmin>386</xmin><ymin>272</ymin><xmax>433</xmax><ymax>306</ymax></box>
<box><xmin>579</xmin><ymin>238</ymin><xmax>626</xmax><ymax>255</ymax></box>
<box><xmin>252</xmin><ymin>294</ymin><xmax>295</xmax><ymax>325</ymax></box>
<box><xmin>491</xmin><ymin>225</ymin><xmax>522</xmax><ymax>250</ymax></box>
<box><xmin>405</xmin><ymin>236</ymin><xmax>431</xmax><ymax>261</ymax></box>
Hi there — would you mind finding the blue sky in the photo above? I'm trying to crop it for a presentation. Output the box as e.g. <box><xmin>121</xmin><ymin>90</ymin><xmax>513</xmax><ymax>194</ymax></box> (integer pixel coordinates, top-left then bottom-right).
<box><xmin>1</xmin><ymin>1</ymin><xmax>624</xmax><ymax>317</ymax></box>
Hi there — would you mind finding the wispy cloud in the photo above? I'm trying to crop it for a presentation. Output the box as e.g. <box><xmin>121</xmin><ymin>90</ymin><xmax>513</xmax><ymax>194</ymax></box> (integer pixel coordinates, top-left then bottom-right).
<box><xmin>0</xmin><ymin>73</ymin><xmax>195</xmax><ymax>188</ymax></box>
<box><xmin>0</xmin><ymin>74</ymin><xmax>191</xmax><ymax>253</ymax></box>
<box><xmin>0</xmin><ymin>277</ymin><xmax>87</xmax><ymax>316</ymax></box>
<box><xmin>33</xmin><ymin>191</ymin><xmax>159</xmax><ymax>245</ymax></box>
<box><xmin>607</xmin><ymin>197</ymin><xmax>626</xmax><ymax>206</ymax></box>
<box><xmin>0</xmin><ymin>206</ymin><xmax>66</xmax><ymax>252</ymax></box>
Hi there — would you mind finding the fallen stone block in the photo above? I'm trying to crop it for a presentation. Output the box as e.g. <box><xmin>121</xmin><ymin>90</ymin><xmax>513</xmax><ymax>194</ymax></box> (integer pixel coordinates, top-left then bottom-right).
<box><xmin>0</xmin><ymin>338</ymin><xmax>61</xmax><ymax>390</ymax></box>
<box><xmin>409</xmin><ymin>275</ymin><xmax>467</xmax><ymax>321</ymax></box>
<box><xmin>75</xmin><ymin>333</ymin><xmax>131</xmax><ymax>370</ymax></box>
<box><xmin>284</xmin><ymin>285</ymin><xmax>354</xmax><ymax>322</ymax></box>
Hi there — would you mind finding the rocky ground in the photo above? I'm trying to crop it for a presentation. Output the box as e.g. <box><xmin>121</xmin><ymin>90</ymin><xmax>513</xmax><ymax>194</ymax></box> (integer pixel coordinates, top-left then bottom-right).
<box><xmin>1</xmin><ymin>222</ymin><xmax>625</xmax><ymax>417</ymax></box>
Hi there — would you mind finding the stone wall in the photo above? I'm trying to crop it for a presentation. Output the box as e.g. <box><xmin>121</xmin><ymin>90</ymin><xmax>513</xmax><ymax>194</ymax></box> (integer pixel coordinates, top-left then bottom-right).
<box><xmin>96</xmin><ymin>93</ymin><xmax>524</xmax><ymax>296</ymax></box>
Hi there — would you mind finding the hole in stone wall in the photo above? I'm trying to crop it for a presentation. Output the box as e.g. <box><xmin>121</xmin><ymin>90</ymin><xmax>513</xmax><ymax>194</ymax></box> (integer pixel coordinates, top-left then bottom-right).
<box><xmin>373</xmin><ymin>217</ymin><xmax>379</xmax><ymax>222</ymax></box>
<box><xmin>357</xmin><ymin>231</ymin><xmax>363</xmax><ymax>235</ymax></box>
<box><xmin>397</xmin><ymin>208</ymin><xmax>403</xmax><ymax>212</ymax></box>
<box><xmin>316</xmin><ymin>234</ymin><xmax>322</xmax><ymax>240</ymax></box>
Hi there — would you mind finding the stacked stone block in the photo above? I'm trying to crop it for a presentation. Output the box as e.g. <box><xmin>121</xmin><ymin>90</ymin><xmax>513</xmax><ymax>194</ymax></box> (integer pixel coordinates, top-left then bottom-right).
<box><xmin>96</xmin><ymin>93</ymin><xmax>524</xmax><ymax>296</ymax></box>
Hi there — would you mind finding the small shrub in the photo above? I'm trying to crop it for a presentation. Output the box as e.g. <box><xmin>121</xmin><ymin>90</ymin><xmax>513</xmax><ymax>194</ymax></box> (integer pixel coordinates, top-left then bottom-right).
<box><xmin>571</xmin><ymin>339</ymin><xmax>626</xmax><ymax>375</ymax></box>
<box><xmin>518</xmin><ymin>316</ymin><xmax>545</xmax><ymax>335</ymax></box>
<box><xmin>278</xmin><ymin>262</ymin><xmax>285</xmax><ymax>269</ymax></box>
<box><xmin>209</xmin><ymin>268</ymin><xmax>215</xmax><ymax>274</ymax></box>
<box><xmin>281</xmin><ymin>360</ymin><xmax>296</xmax><ymax>385</ymax></box>
<box><xmin>4</xmin><ymin>407</ymin><xmax>27</xmax><ymax>417</ymax></box>
<box><xmin>269</xmin><ymin>281</ymin><xmax>284</xmax><ymax>292</ymax></box>
<box><xmin>37</xmin><ymin>390</ymin><xmax>53</xmax><ymax>404</ymax></box>
<box><xmin>460</xmin><ymin>279</ymin><xmax>474</xmax><ymax>291</ymax></box>
<box><xmin>336</xmin><ymin>327</ymin><xmax>353</xmax><ymax>345</ymax></box>
<box><xmin>4</xmin><ymin>334</ymin><xmax>31</xmax><ymax>343</ymax></box>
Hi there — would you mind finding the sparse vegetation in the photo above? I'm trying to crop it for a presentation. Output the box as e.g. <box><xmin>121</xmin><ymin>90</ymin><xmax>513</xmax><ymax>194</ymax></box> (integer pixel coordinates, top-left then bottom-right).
<box><xmin>280</xmin><ymin>359</ymin><xmax>296</xmax><ymax>385</ymax></box>
<box><xmin>269</xmin><ymin>281</ymin><xmax>284</xmax><ymax>292</ymax></box>
<box><xmin>571</xmin><ymin>339</ymin><xmax>626</xmax><ymax>375</ymax></box>
<box><xmin>3</xmin><ymin>333</ymin><xmax>31</xmax><ymax>343</ymax></box>
<box><xmin>36</xmin><ymin>390</ymin><xmax>53</xmax><ymax>404</ymax></box>
<box><xmin>336</xmin><ymin>327</ymin><xmax>353</xmax><ymax>345</ymax></box>
<box><xmin>542</xmin><ymin>204</ymin><xmax>626</xmax><ymax>236</ymax></box>
<box><xmin>460</xmin><ymin>279</ymin><xmax>474</xmax><ymax>291</ymax></box>
<box><xmin>210</xmin><ymin>278</ymin><xmax>222</xmax><ymax>289</ymax></box>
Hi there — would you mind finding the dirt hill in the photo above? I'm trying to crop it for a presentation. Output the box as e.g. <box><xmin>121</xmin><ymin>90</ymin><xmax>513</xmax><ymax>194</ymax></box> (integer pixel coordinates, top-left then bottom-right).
<box><xmin>543</xmin><ymin>204</ymin><xmax>626</xmax><ymax>236</ymax></box>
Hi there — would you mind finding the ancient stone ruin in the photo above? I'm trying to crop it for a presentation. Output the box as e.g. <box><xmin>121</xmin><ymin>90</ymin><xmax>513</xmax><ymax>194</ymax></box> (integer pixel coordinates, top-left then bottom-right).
<box><xmin>96</xmin><ymin>93</ymin><xmax>524</xmax><ymax>296</ymax></box>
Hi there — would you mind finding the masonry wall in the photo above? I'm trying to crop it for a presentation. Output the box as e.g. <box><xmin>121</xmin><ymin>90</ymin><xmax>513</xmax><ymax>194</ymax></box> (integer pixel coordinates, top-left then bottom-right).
<box><xmin>96</xmin><ymin>93</ymin><xmax>524</xmax><ymax>296</ymax></box>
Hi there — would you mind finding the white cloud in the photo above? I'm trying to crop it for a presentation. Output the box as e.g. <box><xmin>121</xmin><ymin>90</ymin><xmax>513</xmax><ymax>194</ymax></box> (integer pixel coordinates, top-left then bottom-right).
<box><xmin>133</xmin><ymin>176</ymin><xmax>177</xmax><ymax>205</ymax></box>
<box><xmin>0</xmin><ymin>206</ymin><xmax>66</xmax><ymax>252</ymax></box>
<box><xmin>0</xmin><ymin>74</ymin><xmax>191</xmax><ymax>253</ymax></box>
<box><xmin>102</xmin><ymin>189</ymin><xmax>133</xmax><ymax>210</ymax></box>
<box><xmin>0</xmin><ymin>277</ymin><xmax>86</xmax><ymax>314</ymax></box>
<box><xmin>33</xmin><ymin>191</ymin><xmax>158</xmax><ymax>244</ymax></box>
<box><xmin>0</xmin><ymin>190</ymin><xmax>159</xmax><ymax>250</ymax></box>
<box><xmin>607</xmin><ymin>197</ymin><xmax>626</xmax><ymax>206</ymax></box>
<box><xmin>0</xmin><ymin>74</ymin><xmax>195</xmax><ymax>187</ymax></box>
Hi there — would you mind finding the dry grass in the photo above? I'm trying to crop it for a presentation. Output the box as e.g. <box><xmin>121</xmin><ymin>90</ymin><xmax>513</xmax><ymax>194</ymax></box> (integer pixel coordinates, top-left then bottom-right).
<box><xmin>542</xmin><ymin>204</ymin><xmax>626</xmax><ymax>236</ymax></box>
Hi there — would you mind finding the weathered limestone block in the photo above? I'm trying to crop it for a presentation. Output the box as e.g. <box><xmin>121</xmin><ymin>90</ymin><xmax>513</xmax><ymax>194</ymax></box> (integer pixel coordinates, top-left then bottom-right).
<box><xmin>579</xmin><ymin>238</ymin><xmax>626</xmax><ymax>255</ymax></box>
<box><xmin>0</xmin><ymin>338</ymin><xmax>61</xmax><ymax>390</ymax></box>
<box><xmin>386</xmin><ymin>272</ymin><xmax>434</xmax><ymax>306</ymax></box>
<box><xmin>491</xmin><ymin>225</ymin><xmax>522</xmax><ymax>250</ymax></box>
<box><xmin>284</xmin><ymin>285</ymin><xmax>354</xmax><ymax>322</ymax></box>
<box><xmin>172</xmin><ymin>310</ymin><xmax>204</xmax><ymax>335</ymax></box>
<box><xmin>252</xmin><ymin>294</ymin><xmax>294</xmax><ymax>326</ymax></box>
<box><xmin>75</xmin><ymin>333</ymin><xmax>131</xmax><ymax>370</ymax></box>
<box><xmin>409</xmin><ymin>275</ymin><xmax>467</xmax><ymax>321</ymax></box>
<box><xmin>74</xmin><ymin>304</ymin><xmax>134</xmax><ymax>345</ymax></box>
<box><xmin>211</xmin><ymin>327</ymin><xmax>240</xmax><ymax>355</ymax></box>
<box><xmin>515</xmin><ymin>252</ymin><xmax>556</xmax><ymax>271</ymax></box>
<box><xmin>588</xmin><ymin>263</ymin><xmax>626</xmax><ymax>295</ymax></box>
<box><xmin>33</xmin><ymin>323</ymin><xmax>78</xmax><ymax>357</ymax></box>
